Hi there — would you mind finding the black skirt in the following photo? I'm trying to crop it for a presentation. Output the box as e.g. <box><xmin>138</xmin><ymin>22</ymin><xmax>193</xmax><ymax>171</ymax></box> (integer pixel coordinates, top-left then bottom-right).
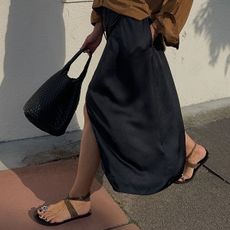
<box><xmin>85</xmin><ymin>7</ymin><xmax>186</xmax><ymax>195</ymax></box>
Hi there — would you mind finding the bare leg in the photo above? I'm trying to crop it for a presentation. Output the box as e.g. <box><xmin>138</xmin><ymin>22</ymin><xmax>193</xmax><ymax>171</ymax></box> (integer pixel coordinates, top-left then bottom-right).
<box><xmin>37</xmin><ymin>103</ymin><xmax>101</xmax><ymax>223</ymax></box>
<box><xmin>69</xmin><ymin>103</ymin><xmax>101</xmax><ymax>197</ymax></box>
<box><xmin>176</xmin><ymin>132</ymin><xmax>207</xmax><ymax>182</ymax></box>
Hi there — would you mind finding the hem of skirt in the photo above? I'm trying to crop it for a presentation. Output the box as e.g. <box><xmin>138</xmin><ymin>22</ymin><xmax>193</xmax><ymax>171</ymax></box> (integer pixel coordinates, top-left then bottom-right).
<box><xmin>85</xmin><ymin>94</ymin><xmax>185</xmax><ymax>196</ymax></box>
<box><xmin>105</xmin><ymin>172</ymin><xmax>175</xmax><ymax>195</ymax></box>
<box><xmin>104</xmin><ymin>153</ymin><xmax>186</xmax><ymax>195</ymax></box>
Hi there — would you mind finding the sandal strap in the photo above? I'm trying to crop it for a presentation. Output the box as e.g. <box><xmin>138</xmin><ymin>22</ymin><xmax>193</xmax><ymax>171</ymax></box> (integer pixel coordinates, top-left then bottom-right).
<box><xmin>66</xmin><ymin>192</ymin><xmax>91</xmax><ymax>201</ymax></box>
<box><xmin>186</xmin><ymin>161</ymin><xmax>200</xmax><ymax>168</ymax></box>
<box><xmin>64</xmin><ymin>192</ymin><xmax>91</xmax><ymax>218</ymax></box>
<box><xmin>186</xmin><ymin>143</ymin><xmax>197</xmax><ymax>160</ymax></box>
<box><xmin>64</xmin><ymin>199</ymin><xmax>79</xmax><ymax>218</ymax></box>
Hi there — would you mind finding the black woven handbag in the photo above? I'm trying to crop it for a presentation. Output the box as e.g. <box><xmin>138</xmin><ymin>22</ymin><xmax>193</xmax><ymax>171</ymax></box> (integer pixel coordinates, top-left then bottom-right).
<box><xmin>23</xmin><ymin>48</ymin><xmax>92</xmax><ymax>136</ymax></box>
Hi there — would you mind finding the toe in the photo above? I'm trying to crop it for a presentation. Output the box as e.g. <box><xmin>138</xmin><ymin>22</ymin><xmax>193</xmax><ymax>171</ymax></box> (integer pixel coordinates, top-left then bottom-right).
<box><xmin>44</xmin><ymin>215</ymin><xmax>56</xmax><ymax>223</ymax></box>
<box><xmin>37</xmin><ymin>205</ymin><xmax>48</xmax><ymax>214</ymax></box>
<box><xmin>41</xmin><ymin>213</ymin><xmax>54</xmax><ymax>220</ymax></box>
<box><xmin>38</xmin><ymin>214</ymin><xmax>46</xmax><ymax>220</ymax></box>
<box><xmin>49</xmin><ymin>217</ymin><xmax>63</xmax><ymax>224</ymax></box>
<box><xmin>177</xmin><ymin>174</ymin><xmax>186</xmax><ymax>182</ymax></box>
<box><xmin>177</xmin><ymin>178</ymin><xmax>184</xmax><ymax>182</ymax></box>
<box><xmin>39</xmin><ymin>210</ymin><xmax>51</xmax><ymax>219</ymax></box>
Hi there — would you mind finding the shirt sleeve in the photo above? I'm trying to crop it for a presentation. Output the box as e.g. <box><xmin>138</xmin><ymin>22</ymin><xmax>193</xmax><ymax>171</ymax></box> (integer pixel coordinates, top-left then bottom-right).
<box><xmin>90</xmin><ymin>9</ymin><xmax>102</xmax><ymax>26</ymax></box>
<box><xmin>151</xmin><ymin>0</ymin><xmax>193</xmax><ymax>49</ymax></box>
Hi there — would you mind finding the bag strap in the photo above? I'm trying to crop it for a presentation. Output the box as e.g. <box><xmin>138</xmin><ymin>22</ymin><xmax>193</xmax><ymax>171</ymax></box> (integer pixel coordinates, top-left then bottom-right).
<box><xmin>63</xmin><ymin>47</ymin><xmax>92</xmax><ymax>81</ymax></box>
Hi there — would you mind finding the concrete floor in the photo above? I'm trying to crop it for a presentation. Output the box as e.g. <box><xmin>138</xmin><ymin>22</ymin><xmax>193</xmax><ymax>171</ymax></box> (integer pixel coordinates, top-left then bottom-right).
<box><xmin>103</xmin><ymin>98</ymin><xmax>230</xmax><ymax>230</ymax></box>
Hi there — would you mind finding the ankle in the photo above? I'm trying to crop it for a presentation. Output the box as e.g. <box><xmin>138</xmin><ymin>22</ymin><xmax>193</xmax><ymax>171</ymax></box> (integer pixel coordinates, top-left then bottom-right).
<box><xmin>68</xmin><ymin>191</ymin><xmax>91</xmax><ymax>201</ymax></box>
<box><xmin>185</xmin><ymin>141</ymin><xmax>196</xmax><ymax>156</ymax></box>
<box><xmin>186</xmin><ymin>143</ymin><xmax>206</xmax><ymax>161</ymax></box>
<box><xmin>195</xmin><ymin>144</ymin><xmax>206</xmax><ymax>155</ymax></box>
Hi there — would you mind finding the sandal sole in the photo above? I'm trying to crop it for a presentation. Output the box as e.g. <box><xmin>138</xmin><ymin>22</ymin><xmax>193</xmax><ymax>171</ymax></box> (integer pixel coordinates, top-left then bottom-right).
<box><xmin>33</xmin><ymin>206</ymin><xmax>92</xmax><ymax>226</ymax></box>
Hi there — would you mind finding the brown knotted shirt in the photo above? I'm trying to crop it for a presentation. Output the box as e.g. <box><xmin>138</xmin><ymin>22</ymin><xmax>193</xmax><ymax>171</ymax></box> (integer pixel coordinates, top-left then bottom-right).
<box><xmin>90</xmin><ymin>0</ymin><xmax>193</xmax><ymax>49</ymax></box>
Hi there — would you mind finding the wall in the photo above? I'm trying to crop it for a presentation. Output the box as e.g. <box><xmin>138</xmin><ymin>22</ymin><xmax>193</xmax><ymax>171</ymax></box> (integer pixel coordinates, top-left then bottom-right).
<box><xmin>0</xmin><ymin>0</ymin><xmax>229</xmax><ymax>142</ymax></box>
<box><xmin>166</xmin><ymin>0</ymin><xmax>230</xmax><ymax>106</ymax></box>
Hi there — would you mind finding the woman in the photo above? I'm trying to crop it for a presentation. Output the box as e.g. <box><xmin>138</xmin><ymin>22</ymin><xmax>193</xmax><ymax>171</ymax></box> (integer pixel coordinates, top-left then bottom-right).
<box><xmin>34</xmin><ymin>0</ymin><xmax>209</xmax><ymax>225</ymax></box>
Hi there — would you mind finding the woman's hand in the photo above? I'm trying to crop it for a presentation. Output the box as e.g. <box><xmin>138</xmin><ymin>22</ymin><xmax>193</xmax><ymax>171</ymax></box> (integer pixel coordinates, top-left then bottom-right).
<box><xmin>81</xmin><ymin>22</ymin><xmax>104</xmax><ymax>55</ymax></box>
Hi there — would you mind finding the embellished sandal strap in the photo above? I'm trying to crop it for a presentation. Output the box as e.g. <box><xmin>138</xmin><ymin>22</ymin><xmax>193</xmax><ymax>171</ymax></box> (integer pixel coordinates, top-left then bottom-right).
<box><xmin>64</xmin><ymin>199</ymin><xmax>79</xmax><ymax>218</ymax></box>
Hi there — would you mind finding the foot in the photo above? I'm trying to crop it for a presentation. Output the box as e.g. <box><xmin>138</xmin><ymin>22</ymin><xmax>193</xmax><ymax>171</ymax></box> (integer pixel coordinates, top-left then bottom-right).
<box><xmin>36</xmin><ymin>194</ymin><xmax>91</xmax><ymax>224</ymax></box>
<box><xmin>176</xmin><ymin>142</ymin><xmax>207</xmax><ymax>182</ymax></box>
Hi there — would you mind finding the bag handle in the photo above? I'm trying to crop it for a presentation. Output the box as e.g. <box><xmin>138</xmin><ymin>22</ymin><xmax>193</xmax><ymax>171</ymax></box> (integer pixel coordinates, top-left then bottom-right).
<box><xmin>63</xmin><ymin>47</ymin><xmax>92</xmax><ymax>81</ymax></box>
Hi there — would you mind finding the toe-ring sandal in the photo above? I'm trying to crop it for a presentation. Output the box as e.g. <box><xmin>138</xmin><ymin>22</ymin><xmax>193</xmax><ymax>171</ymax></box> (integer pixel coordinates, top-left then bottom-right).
<box><xmin>33</xmin><ymin>192</ymin><xmax>92</xmax><ymax>226</ymax></box>
<box><xmin>174</xmin><ymin>143</ymin><xmax>209</xmax><ymax>184</ymax></box>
